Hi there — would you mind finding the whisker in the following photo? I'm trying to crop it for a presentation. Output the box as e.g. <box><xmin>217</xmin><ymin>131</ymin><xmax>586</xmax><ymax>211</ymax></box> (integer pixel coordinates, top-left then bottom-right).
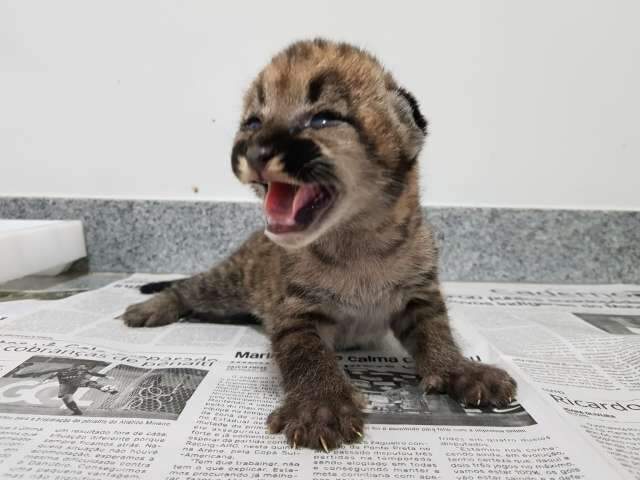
<box><xmin>299</xmin><ymin>158</ymin><xmax>338</xmax><ymax>187</ymax></box>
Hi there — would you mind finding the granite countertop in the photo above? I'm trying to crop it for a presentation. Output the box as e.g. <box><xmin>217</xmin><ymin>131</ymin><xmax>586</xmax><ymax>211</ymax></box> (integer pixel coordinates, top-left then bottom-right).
<box><xmin>1</xmin><ymin>197</ymin><xmax>639</xmax><ymax>284</ymax></box>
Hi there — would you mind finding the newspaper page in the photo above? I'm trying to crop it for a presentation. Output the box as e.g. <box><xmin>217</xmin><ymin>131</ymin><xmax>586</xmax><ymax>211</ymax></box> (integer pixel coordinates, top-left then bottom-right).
<box><xmin>0</xmin><ymin>275</ymin><xmax>636</xmax><ymax>479</ymax></box>
<box><xmin>446</xmin><ymin>282</ymin><xmax>640</xmax><ymax>480</ymax></box>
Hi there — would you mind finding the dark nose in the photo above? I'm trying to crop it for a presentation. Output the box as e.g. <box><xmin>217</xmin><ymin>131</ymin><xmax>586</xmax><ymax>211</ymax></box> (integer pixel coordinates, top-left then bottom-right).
<box><xmin>245</xmin><ymin>143</ymin><xmax>274</xmax><ymax>172</ymax></box>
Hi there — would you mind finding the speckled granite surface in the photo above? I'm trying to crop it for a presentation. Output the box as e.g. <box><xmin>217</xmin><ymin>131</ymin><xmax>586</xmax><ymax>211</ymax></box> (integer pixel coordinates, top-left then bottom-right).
<box><xmin>1</xmin><ymin>197</ymin><xmax>638</xmax><ymax>283</ymax></box>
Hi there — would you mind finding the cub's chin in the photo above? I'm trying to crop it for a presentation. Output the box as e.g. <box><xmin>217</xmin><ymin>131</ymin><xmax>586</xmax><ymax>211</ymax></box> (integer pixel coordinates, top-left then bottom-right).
<box><xmin>260</xmin><ymin>180</ymin><xmax>338</xmax><ymax>249</ymax></box>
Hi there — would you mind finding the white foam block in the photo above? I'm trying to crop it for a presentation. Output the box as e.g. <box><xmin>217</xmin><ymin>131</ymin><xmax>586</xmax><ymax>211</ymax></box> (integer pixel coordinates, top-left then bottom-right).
<box><xmin>0</xmin><ymin>219</ymin><xmax>87</xmax><ymax>283</ymax></box>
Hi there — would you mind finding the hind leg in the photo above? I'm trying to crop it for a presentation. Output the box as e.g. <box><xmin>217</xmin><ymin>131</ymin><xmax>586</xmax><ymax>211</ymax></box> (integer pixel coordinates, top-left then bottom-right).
<box><xmin>122</xmin><ymin>257</ymin><xmax>251</xmax><ymax>328</ymax></box>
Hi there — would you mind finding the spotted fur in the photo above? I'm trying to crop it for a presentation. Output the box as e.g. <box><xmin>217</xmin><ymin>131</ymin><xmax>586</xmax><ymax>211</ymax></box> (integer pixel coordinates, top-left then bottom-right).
<box><xmin>122</xmin><ymin>39</ymin><xmax>516</xmax><ymax>450</ymax></box>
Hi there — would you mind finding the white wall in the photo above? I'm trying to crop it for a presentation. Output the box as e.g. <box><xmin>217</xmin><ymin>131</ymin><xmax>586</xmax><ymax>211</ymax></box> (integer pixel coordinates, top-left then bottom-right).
<box><xmin>1</xmin><ymin>1</ymin><xmax>639</xmax><ymax>210</ymax></box>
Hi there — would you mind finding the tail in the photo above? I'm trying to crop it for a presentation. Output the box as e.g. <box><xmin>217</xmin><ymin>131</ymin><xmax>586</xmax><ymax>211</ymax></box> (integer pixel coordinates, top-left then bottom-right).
<box><xmin>140</xmin><ymin>280</ymin><xmax>176</xmax><ymax>294</ymax></box>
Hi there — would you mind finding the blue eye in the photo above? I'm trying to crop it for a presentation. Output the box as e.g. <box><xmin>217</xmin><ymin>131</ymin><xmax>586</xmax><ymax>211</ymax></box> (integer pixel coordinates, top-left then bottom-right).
<box><xmin>309</xmin><ymin>111</ymin><xmax>343</xmax><ymax>129</ymax></box>
<box><xmin>243</xmin><ymin>116</ymin><xmax>262</xmax><ymax>131</ymax></box>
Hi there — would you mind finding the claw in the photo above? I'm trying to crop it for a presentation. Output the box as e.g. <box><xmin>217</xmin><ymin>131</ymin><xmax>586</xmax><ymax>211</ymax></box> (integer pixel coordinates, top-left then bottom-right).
<box><xmin>508</xmin><ymin>396</ymin><xmax>513</xmax><ymax>403</ymax></box>
<box><xmin>352</xmin><ymin>428</ymin><xmax>363</xmax><ymax>439</ymax></box>
<box><xmin>320</xmin><ymin>436</ymin><xmax>329</xmax><ymax>453</ymax></box>
<box><xmin>292</xmin><ymin>441</ymin><xmax>297</xmax><ymax>449</ymax></box>
<box><xmin>292</xmin><ymin>432</ymin><xmax>299</xmax><ymax>449</ymax></box>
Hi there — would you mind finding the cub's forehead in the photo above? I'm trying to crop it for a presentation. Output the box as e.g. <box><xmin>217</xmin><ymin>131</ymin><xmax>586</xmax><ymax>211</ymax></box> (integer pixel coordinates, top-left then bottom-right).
<box><xmin>243</xmin><ymin>40</ymin><xmax>393</xmax><ymax>113</ymax></box>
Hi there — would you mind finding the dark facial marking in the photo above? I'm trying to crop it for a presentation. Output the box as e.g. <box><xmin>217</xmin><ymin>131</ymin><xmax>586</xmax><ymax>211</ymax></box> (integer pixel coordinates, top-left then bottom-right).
<box><xmin>383</xmin><ymin>154</ymin><xmax>417</xmax><ymax>202</ymax></box>
<box><xmin>245</xmin><ymin>143</ymin><xmax>275</xmax><ymax>172</ymax></box>
<box><xmin>397</xmin><ymin>88</ymin><xmax>428</xmax><ymax>134</ymax></box>
<box><xmin>260</xmin><ymin>129</ymin><xmax>323</xmax><ymax>181</ymax></box>
<box><xmin>256</xmin><ymin>80</ymin><xmax>266</xmax><ymax>105</ymax></box>
<box><xmin>298</xmin><ymin>160</ymin><xmax>338</xmax><ymax>187</ymax></box>
<box><xmin>307</xmin><ymin>71</ymin><xmax>329</xmax><ymax>103</ymax></box>
<box><xmin>306</xmin><ymin>69</ymin><xmax>350</xmax><ymax>105</ymax></box>
<box><xmin>280</xmin><ymin>139</ymin><xmax>321</xmax><ymax>180</ymax></box>
<box><xmin>352</xmin><ymin>121</ymin><xmax>381</xmax><ymax>165</ymax></box>
<box><xmin>231</xmin><ymin>139</ymin><xmax>248</xmax><ymax>177</ymax></box>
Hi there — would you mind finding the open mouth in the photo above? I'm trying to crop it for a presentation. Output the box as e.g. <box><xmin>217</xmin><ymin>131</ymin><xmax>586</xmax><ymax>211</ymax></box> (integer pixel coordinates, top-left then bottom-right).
<box><xmin>263</xmin><ymin>181</ymin><xmax>335</xmax><ymax>234</ymax></box>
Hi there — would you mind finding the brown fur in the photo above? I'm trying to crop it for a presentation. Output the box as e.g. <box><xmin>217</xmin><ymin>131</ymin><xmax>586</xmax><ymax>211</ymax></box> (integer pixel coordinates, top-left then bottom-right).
<box><xmin>122</xmin><ymin>39</ymin><xmax>516</xmax><ymax>450</ymax></box>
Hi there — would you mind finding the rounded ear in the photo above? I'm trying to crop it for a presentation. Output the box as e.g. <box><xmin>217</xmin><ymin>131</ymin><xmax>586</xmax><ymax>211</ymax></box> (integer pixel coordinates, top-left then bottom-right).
<box><xmin>388</xmin><ymin>86</ymin><xmax>428</xmax><ymax>159</ymax></box>
<box><xmin>395</xmin><ymin>87</ymin><xmax>428</xmax><ymax>135</ymax></box>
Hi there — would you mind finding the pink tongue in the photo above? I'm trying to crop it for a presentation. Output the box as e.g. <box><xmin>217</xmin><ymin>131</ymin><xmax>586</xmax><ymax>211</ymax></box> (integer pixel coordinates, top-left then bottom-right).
<box><xmin>264</xmin><ymin>182</ymin><xmax>320</xmax><ymax>224</ymax></box>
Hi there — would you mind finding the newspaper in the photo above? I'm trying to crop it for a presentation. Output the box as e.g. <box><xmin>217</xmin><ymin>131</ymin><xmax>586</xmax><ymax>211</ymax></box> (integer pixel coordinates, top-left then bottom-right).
<box><xmin>0</xmin><ymin>275</ymin><xmax>638</xmax><ymax>479</ymax></box>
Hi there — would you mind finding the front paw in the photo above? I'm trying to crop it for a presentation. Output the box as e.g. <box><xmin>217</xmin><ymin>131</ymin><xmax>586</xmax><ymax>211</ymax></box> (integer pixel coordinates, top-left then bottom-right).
<box><xmin>423</xmin><ymin>361</ymin><xmax>517</xmax><ymax>408</ymax></box>
<box><xmin>121</xmin><ymin>293</ymin><xmax>181</xmax><ymax>328</ymax></box>
<box><xmin>267</xmin><ymin>393</ymin><xmax>365</xmax><ymax>451</ymax></box>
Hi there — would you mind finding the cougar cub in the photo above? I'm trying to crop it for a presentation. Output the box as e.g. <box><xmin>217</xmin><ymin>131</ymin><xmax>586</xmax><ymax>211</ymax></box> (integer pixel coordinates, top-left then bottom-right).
<box><xmin>122</xmin><ymin>39</ymin><xmax>516</xmax><ymax>451</ymax></box>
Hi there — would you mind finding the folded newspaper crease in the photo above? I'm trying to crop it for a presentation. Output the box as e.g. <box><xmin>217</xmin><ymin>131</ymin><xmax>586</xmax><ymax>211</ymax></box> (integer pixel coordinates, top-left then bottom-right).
<box><xmin>0</xmin><ymin>275</ymin><xmax>638</xmax><ymax>479</ymax></box>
